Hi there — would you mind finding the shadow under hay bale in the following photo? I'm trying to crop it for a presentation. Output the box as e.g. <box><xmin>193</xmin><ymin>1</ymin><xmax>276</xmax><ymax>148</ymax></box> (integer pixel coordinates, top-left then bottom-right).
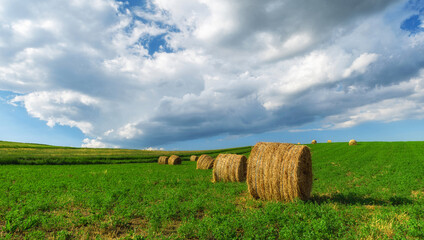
<box><xmin>158</xmin><ymin>156</ymin><xmax>168</xmax><ymax>165</ymax></box>
<box><xmin>247</xmin><ymin>142</ymin><xmax>313</xmax><ymax>202</ymax></box>
<box><xmin>196</xmin><ymin>154</ymin><xmax>214</xmax><ymax>169</ymax></box>
<box><xmin>310</xmin><ymin>193</ymin><xmax>413</xmax><ymax>206</ymax></box>
<box><xmin>168</xmin><ymin>155</ymin><xmax>182</xmax><ymax>165</ymax></box>
<box><xmin>349</xmin><ymin>139</ymin><xmax>357</xmax><ymax>145</ymax></box>
<box><xmin>190</xmin><ymin>155</ymin><xmax>198</xmax><ymax>161</ymax></box>
<box><xmin>213</xmin><ymin>154</ymin><xmax>247</xmax><ymax>182</ymax></box>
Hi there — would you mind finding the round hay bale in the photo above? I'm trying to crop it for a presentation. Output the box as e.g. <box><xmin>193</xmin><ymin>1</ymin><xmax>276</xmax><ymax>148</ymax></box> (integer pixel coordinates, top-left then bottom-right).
<box><xmin>213</xmin><ymin>154</ymin><xmax>247</xmax><ymax>182</ymax></box>
<box><xmin>349</xmin><ymin>139</ymin><xmax>357</xmax><ymax>146</ymax></box>
<box><xmin>311</xmin><ymin>140</ymin><xmax>317</xmax><ymax>144</ymax></box>
<box><xmin>327</xmin><ymin>140</ymin><xmax>332</xmax><ymax>143</ymax></box>
<box><xmin>168</xmin><ymin>155</ymin><xmax>181</xmax><ymax>165</ymax></box>
<box><xmin>297</xmin><ymin>142</ymin><xmax>300</xmax><ymax>145</ymax></box>
<box><xmin>190</xmin><ymin>155</ymin><xmax>198</xmax><ymax>161</ymax></box>
<box><xmin>196</xmin><ymin>154</ymin><xmax>214</xmax><ymax>169</ymax></box>
<box><xmin>158</xmin><ymin>156</ymin><xmax>168</xmax><ymax>165</ymax></box>
<box><xmin>247</xmin><ymin>142</ymin><xmax>312</xmax><ymax>202</ymax></box>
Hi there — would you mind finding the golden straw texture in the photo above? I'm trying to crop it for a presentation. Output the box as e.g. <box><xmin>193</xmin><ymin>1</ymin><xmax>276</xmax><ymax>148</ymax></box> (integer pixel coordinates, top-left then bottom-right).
<box><xmin>327</xmin><ymin>140</ymin><xmax>332</xmax><ymax>143</ymax></box>
<box><xmin>196</xmin><ymin>154</ymin><xmax>215</xmax><ymax>169</ymax></box>
<box><xmin>311</xmin><ymin>140</ymin><xmax>317</xmax><ymax>144</ymax></box>
<box><xmin>247</xmin><ymin>142</ymin><xmax>313</xmax><ymax>202</ymax></box>
<box><xmin>349</xmin><ymin>139</ymin><xmax>357</xmax><ymax>146</ymax></box>
<box><xmin>213</xmin><ymin>154</ymin><xmax>247</xmax><ymax>182</ymax></box>
<box><xmin>168</xmin><ymin>155</ymin><xmax>182</xmax><ymax>165</ymax></box>
<box><xmin>190</xmin><ymin>155</ymin><xmax>198</xmax><ymax>161</ymax></box>
<box><xmin>158</xmin><ymin>156</ymin><xmax>168</xmax><ymax>165</ymax></box>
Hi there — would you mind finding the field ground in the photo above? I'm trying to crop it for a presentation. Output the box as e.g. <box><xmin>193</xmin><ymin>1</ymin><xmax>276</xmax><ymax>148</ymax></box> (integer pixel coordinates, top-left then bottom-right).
<box><xmin>0</xmin><ymin>141</ymin><xmax>423</xmax><ymax>239</ymax></box>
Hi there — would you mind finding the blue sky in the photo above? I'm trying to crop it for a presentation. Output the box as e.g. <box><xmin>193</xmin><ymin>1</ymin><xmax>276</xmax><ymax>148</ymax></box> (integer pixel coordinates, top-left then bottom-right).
<box><xmin>0</xmin><ymin>0</ymin><xmax>424</xmax><ymax>150</ymax></box>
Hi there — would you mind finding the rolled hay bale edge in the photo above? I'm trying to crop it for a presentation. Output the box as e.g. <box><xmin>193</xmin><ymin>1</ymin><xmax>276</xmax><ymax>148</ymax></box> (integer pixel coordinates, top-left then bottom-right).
<box><xmin>349</xmin><ymin>139</ymin><xmax>357</xmax><ymax>146</ymax></box>
<box><xmin>213</xmin><ymin>154</ymin><xmax>247</xmax><ymax>182</ymax></box>
<box><xmin>311</xmin><ymin>140</ymin><xmax>317</xmax><ymax>144</ymax></box>
<box><xmin>168</xmin><ymin>155</ymin><xmax>182</xmax><ymax>165</ymax></box>
<box><xmin>247</xmin><ymin>142</ymin><xmax>313</xmax><ymax>202</ymax></box>
<box><xmin>190</xmin><ymin>155</ymin><xmax>198</xmax><ymax>161</ymax></box>
<box><xmin>158</xmin><ymin>156</ymin><xmax>168</xmax><ymax>165</ymax></box>
<box><xmin>197</xmin><ymin>154</ymin><xmax>215</xmax><ymax>169</ymax></box>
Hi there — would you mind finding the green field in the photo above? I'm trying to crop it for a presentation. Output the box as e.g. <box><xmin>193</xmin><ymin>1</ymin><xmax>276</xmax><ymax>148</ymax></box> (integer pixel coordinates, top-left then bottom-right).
<box><xmin>1</xmin><ymin>141</ymin><xmax>423</xmax><ymax>239</ymax></box>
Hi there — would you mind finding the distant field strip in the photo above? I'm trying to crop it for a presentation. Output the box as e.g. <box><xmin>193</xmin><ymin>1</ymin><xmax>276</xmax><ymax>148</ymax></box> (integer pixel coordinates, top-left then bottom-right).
<box><xmin>0</xmin><ymin>141</ymin><xmax>251</xmax><ymax>165</ymax></box>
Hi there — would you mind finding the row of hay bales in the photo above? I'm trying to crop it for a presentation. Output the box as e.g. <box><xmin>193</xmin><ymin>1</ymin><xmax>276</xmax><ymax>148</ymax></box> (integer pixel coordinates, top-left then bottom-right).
<box><xmin>158</xmin><ymin>142</ymin><xmax>314</xmax><ymax>202</ymax></box>
<box><xmin>157</xmin><ymin>155</ymin><xmax>182</xmax><ymax>165</ymax></box>
<box><xmin>310</xmin><ymin>139</ymin><xmax>357</xmax><ymax>145</ymax></box>
<box><xmin>158</xmin><ymin>154</ymin><xmax>216</xmax><ymax>166</ymax></box>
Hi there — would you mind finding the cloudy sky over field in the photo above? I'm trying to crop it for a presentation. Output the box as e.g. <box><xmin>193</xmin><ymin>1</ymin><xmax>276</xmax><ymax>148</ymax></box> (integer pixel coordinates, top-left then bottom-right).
<box><xmin>1</xmin><ymin>0</ymin><xmax>424</xmax><ymax>149</ymax></box>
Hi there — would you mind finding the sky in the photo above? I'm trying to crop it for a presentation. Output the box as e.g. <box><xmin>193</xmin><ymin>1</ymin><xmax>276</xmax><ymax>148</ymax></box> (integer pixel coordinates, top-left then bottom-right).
<box><xmin>0</xmin><ymin>0</ymin><xmax>424</xmax><ymax>150</ymax></box>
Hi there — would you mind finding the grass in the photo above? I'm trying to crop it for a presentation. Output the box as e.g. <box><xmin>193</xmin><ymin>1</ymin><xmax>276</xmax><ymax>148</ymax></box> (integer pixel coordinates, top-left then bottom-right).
<box><xmin>0</xmin><ymin>141</ymin><xmax>423</xmax><ymax>239</ymax></box>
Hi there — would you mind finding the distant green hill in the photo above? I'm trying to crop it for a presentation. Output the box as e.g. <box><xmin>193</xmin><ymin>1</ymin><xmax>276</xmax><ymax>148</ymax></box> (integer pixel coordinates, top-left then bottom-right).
<box><xmin>2</xmin><ymin>140</ymin><xmax>424</xmax><ymax>167</ymax></box>
<box><xmin>0</xmin><ymin>140</ymin><xmax>252</xmax><ymax>165</ymax></box>
<box><xmin>0</xmin><ymin>140</ymin><xmax>65</xmax><ymax>148</ymax></box>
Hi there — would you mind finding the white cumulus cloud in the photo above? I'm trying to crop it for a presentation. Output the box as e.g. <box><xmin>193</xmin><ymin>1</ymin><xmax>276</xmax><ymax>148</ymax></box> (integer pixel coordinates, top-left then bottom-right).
<box><xmin>343</xmin><ymin>53</ymin><xmax>379</xmax><ymax>78</ymax></box>
<box><xmin>11</xmin><ymin>91</ymin><xmax>100</xmax><ymax>134</ymax></box>
<box><xmin>81</xmin><ymin>137</ymin><xmax>118</xmax><ymax>148</ymax></box>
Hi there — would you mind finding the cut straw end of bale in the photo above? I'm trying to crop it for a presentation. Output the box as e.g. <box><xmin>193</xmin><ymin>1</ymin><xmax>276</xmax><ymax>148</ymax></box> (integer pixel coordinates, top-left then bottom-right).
<box><xmin>349</xmin><ymin>139</ymin><xmax>357</xmax><ymax>146</ymax></box>
<box><xmin>190</xmin><ymin>155</ymin><xmax>198</xmax><ymax>161</ymax></box>
<box><xmin>311</xmin><ymin>140</ymin><xmax>317</xmax><ymax>144</ymax></box>
<box><xmin>213</xmin><ymin>154</ymin><xmax>247</xmax><ymax>182</ymax></box>
<box><xmin>158</xmin><ymin>156</ymin><xmax>168</xmax><ymax>165</ymax></box>
<box><xmin>247</xmin><ymin>142</ymin><xmax>313</xmax><ymax>202</ymax></box>
<box><xmin>168</xmin><ymin>155</ymin><xmax>181</xmax><ymax>165</ymax></box>
<box><xmin>196</xmin><ymin>154</ymin><xmax>214</xmax><ymax>169</ymax></box>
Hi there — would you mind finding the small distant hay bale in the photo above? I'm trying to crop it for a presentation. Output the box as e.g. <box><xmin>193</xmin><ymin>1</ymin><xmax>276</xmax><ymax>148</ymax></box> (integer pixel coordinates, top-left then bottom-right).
<box><xmin>311</xmin><ymin>140</ymin><xmax>317</xmax><ymax>144</ymax></box>
<box><xmin>168</xmin><ymin>155</ymin><xmax>182</xmax><ymax>165</ymax></box>
<box><xmin>247</xmin><ymin>142</ymin><xmax>313</xmax><ymax>202</ymax></box>
<box><xmin>213</xmin><ymin>154</ymin><xmax>247</xmax><ymax>182</ymax></box>
<box><xmin>297</xmin><ymin>142</ymin><xmax>301</xmax><ymax>145</ymax></box>
<box><xmin>327</xmin><ymin>140</ymin><xmax>332</xmax><ymax>143</ymax></box>
<box><xmin>196</xmin><ymin>154</ymin><xmax>215</xmax><ymax>169</ymax></box>
<box><xmin>158</xmin><ymin>156</ymin><xmax>168</xmax><ymax>165</ymax></box>
<box><xmin>190</xmin><ymin>155</ymin><xmax>198</xmax><ymax>161</ymax></box>
<box><xmin>349</xmin><ymin>139</ymin><xmax>357</xmax><ymax>146</ymax></box>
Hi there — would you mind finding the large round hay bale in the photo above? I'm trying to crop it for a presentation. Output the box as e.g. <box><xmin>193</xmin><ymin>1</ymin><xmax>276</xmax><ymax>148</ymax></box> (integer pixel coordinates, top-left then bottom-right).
<box><xmin>327</xmin><ymin>140</ymin><xmax>332</xmax><ymax>143</ymax></box>
<box><xmin>247</xmin><ymin>142</ymin><xmax>312</xmax><ymax>202</ymax></box>
<box><xmin>158</xmin><ymin>156</ymin><xmax>168</xmax><ymax>165</ymax></box>
<box><xmin>190</xmin><ymin>155</ymin><xmax>198</xmax><ymax>161</ymax></box>
<box><xmin>213</xmin><ymin>154</ymin><xmax>247</xmax><ymax>182</ymax></box>
<box><xmin>196</xmin><ymin>154</ymin><xmax>214</xmax><ymax>169</ymax></box>
<box><xmin>349</xmin><ymin>139</ymin><xmax>357</xmax><ymax>146</ymax></box>
<box><xmin>311</xmin><ymin>140</ymin><xmax>317</xmax><ymax>144</ymax></box>
<box><xmin>168</xmin><ymin>155</ymin><xmax>181</xmax><ymax>165</ymax></box>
